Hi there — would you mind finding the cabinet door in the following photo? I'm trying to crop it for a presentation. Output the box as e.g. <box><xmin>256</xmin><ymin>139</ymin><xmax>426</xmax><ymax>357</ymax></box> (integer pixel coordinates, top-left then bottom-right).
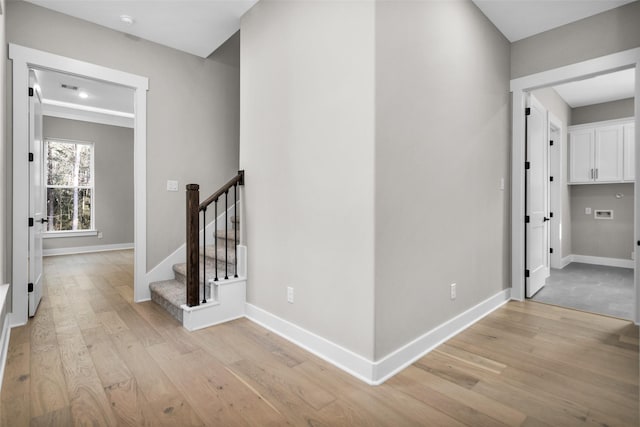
<box><xmin>623</xmin><ymin>123</ymin><xmax>635</xmax><ymax>181</ymax></box>
<box><xmin>594</xmin><ymin>125</ymin><xmax>623</xmax><ymax>182</ymax></box>
<box><xmin>569</xmin><ymin>129</ymin><xmax>594</xmax><ymax>183</ymax></box>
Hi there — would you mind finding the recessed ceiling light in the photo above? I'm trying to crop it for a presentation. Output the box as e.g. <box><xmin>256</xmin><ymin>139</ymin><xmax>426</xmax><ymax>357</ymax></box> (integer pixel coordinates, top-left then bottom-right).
<box><xmin>79</xmin><ymin>91</ymin><xmax>88</xmax><ymax>99</ymax></box>
<box><xmin>120</xmin><ymin>15</ymin><xmax>135</xmax><ymax>25</ymax></box>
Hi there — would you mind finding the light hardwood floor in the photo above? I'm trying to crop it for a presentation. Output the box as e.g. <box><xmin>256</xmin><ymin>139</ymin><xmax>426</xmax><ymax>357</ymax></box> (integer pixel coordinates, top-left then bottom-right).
<box><xmin>1</xmin><ymin>250</ymin><xmax>638</xmax><ymax>426</ymax></box>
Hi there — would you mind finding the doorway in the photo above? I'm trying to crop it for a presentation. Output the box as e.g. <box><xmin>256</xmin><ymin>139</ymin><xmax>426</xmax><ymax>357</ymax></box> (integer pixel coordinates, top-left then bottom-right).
<box><xmin>525</xmin><ymin>70</ymin><xmax>635</xmax><ymax>320</ymax></box>
<box><xmin>511</xmin><ymin>48</ymin><xmax>640</xmax><ymax>324</ymax></box>
<box><xmin>10</xmin><ymin>44</ymin><xmax>149</xmax><ymax>327</ymax></box>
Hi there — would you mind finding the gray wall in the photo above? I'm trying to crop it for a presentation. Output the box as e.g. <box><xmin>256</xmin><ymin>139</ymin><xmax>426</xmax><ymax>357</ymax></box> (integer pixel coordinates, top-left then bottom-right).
<box><xmin>571</xmin><ymin>183</ymin><xmax>634</xmax><ymax>259</ymax></box>
<box><xmin>571</xmin><ymin>98</ymin><xmax>634</xmax><ymax>126</ymax></box>
<box><xmin>531</xmin><ymin>88</ymin><xmax>573</xmax><ymax>258</ymax></box>
<box><xmin>42</xmin><ymin>117</ymin><xmax>134</xmax><ymax>251</ymax></box>
<box><xmin>240</xmin><ymin>0</ymin><xmax>376</xmax><ymax>359</ymax></box>
<box><xmin>374</xmin><ymin>0</ymin><xmax>510</xmax><ymax>359</ymax></box>
<box><xmin>511</xmin><ymin>1</ymin><xmax>640</xmax><ymax>78</ymax></box>
<box><xmin>6</xmin><ymin>1</ymin><xmax>240</xmax><ymax>271</ymax></box>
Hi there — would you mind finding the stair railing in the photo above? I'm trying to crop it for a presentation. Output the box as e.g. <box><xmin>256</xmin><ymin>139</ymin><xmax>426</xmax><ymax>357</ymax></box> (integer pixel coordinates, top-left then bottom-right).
<box><xmin>185</xmin><ymin>170</ymin><xmax>244</xmax><ymax>307</ymax></box>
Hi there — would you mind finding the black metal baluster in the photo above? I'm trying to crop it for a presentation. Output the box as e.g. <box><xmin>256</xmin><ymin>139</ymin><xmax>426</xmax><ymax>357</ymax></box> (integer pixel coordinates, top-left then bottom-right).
<box><xmin>214</xmin><ymin>199</ymin><xmax>218</xmax><ymax>281</ymax></box>
<box><xmin>225</xmin><ymin>190</ymin><xmax>229</xmax><ymax>280</ymax></box>
<box><xmin>202</xmin><ymin>207</ymin><xmax>207</xmax><ymax>303</ymax></box>
<box><xmin>234</xmin><ymin>183</ymin><xmax>238</xmax><ymax>278</ymax></box>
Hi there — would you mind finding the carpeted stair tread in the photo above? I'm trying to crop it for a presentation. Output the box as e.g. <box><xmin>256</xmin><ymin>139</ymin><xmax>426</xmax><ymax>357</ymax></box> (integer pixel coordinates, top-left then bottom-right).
<box><xmin>215</xmin><ymin>229</ymin><xmax>239</xmax><ymax>243</ymax></box>
<box><xmin>201</xmin><ymin>244</ymin><xmax>237</xmax><ymax>263</ymax></box>
<box><xmin>173</xmin><ymin>255</ymin><xmax>236</xmax><ymax>285</ymax></box>
<box><xmin>149</xmin><ymin>279</ymin><xmax>184</xmax><ymax>322</ymax></box>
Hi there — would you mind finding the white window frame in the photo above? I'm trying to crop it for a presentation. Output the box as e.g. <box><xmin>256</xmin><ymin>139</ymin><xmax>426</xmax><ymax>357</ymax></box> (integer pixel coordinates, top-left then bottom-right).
<box><xmin>43</xmin><ymin>138</ymin><xmax>97</xmax><ymax>237</ymax></box>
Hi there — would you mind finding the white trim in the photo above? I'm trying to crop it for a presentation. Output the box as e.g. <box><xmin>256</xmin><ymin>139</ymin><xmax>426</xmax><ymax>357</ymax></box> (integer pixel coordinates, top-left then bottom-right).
<box><xmin>548</xmin><ymin>112</ymin><xmax>563</xmax><ymax>270</ymax></box>
<box><xmin>245</xmin><ymin>288</ymin><xmax>510</xmax><ymax>385</ymax></box>
<box><xmin>43</xmin><ymin>230</ymin><xmax>98</xmax><ymax>238</ymax></box>
<box><xmin>9</xmin><ymin>43</ymin><xmax>149</xmax><ymax>325</ymax></box>
<box><xmin>372</xmin><ymin>288</ymin><xmax>511</xmax><ymax>384</ymax></box>
<box><xmin>560</xmin><ymin>255</ymin><xmax>573</xmax><ymax>269</ymax></box>
<box><xmin>42</xmin><ymin>103</ymin><xmax>134</xmax><ymax>129</ymax></box>
<box><xmin>0</xmin><ymin>285</ymin><xmax>11</xmax><ymax>391</ymax></box>
<box><xmin>43</xmin><ymin>242</ymin><xmax>134</xmax><ymax>257</ymax></box>
<box><xmin>181</xmin><ymin>279</ymin><xmax>246</xmax><ymax>331</ymax></box>
<box><xmin>568</xmin><ymin>116</ymin><xmax>634</xmax><ymax>131</ymax></box>
<box><xmin>569</xmin><ymin>254</ymin><xmax>634</xmax><ymax>269</ymax></box>
<box><xmin>42</xmin><ymin>99</ymin><xmax>134</xmax><ymax>118</ymax></box>
<box><xmin>510</xmin><ymin>47</ymin><xmax>640</xmax><ymax>325</ymax></box>
<box><xmin>245</xmin><ymin>303</ymin><xmax>376</xmax><ymax>384</ymax></box>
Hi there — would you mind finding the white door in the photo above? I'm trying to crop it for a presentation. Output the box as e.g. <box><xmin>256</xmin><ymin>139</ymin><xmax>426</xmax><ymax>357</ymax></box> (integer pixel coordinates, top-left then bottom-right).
<box><xmin>623</xmin><ymin>123</ymin><xmax>635</xmax><ymax>181</ymax></box>
<box><xmin>28</xmin><ymin>70</ymin><xmax>44</xmax><ymax>317</ymax></box>
<box><xmin>526</xmin><ymin>95</ymin><xmax>550</xmax><ymax>298</ymax></box>
<box><xmin>595</xmin><ymin>125</ymin><xmax>624</xmax><ymax>182</ymax></box>
<box><xmin>569</xmin><ymin>129</ymin><xmax>594</xmax><ymax>183</ymax></box>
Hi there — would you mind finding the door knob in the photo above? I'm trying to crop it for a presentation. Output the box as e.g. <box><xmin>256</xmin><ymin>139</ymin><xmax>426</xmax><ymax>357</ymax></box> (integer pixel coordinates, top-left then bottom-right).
<box><xmin>40</xmin><ymin>218</ymin><xmax>48</xmax><ymax>223</ymax></box>
<box><xmin>543</xmin><ymin>217</ymin><xmax>550</xmax><ymax>222</ymax></box>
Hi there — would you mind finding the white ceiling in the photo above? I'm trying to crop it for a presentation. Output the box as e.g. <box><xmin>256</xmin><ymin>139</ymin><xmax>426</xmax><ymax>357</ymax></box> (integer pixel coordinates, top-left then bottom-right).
<box><xmin>34</xmin><ymin>68</ymin><xmax>134</xmax><ymax>113</ymax></box>
<box><xmin>24</xmin><ymin>0</ymin><xmax>258</xmax><ymax>58</ymax></box>
<box><xmin>472</xmin><ymin>0</ymin><xmax>636</xmax><ymax>42</ymax></box>
<box><xmin>552</xmin><ymin>68</ymin><xmax>635</xmax><ymax>108</ymax></box>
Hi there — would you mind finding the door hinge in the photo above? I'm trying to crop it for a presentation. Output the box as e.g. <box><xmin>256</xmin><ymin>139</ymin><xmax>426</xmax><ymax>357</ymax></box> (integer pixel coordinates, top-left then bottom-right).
<box><xmin>525</xmin><ymin>161</ymin><xmax>530</xmax><ymax>170</ymax></box>
<box><xmin>637</xmin><ymin>240</ymin><xmax>640</xmax><ymax>247</ymax></box>
<box><xmin>29</xmin><ymin>152</ymin><xmax>34</xmax><ymax>162</ymax></box>
<box><xmin>549</xmin><ymin>176</ymin><xmax>554</xmax><ymax>182</ymax></box>
<box><xmin>549</xmin><ymin>140</ymin><xmax>554</xmax><ymax>146</ymax></box>
<box><xmin>549</xmin><ymin>212</ymin><xmax>554</xmax><ymax>218</ymax></box>
<box><xmin>28</xmin><ymin>217</ymin><xmax>34</xmax><ymax>227</ymax></box>
<box><xmin>525</xmin><ymin>269</ymin><xmax>530</xmax><ymax>278</ymax></box>
<box><xmin>550</xmin><ymin>248</ymin><xmax>554</xmax><ymax>254</ymax></box>
<box><xmin>525</xmin><ymin>215</ymin><xmax>530</xmax><ymax>223</ymax></box>
<box><xmin>29</xmin><ymin>87</ymin><xmax>34</xmax><ymax>97</ymax></box>
<box><xmin>525</xmin><ymin>107</ymin><xmax>531</xmax><ymax>116</ymax></box>
<box><xmin>28</xmin><ymin>283</ymin><xmax>33</xmax><ymax>292</ymax></box>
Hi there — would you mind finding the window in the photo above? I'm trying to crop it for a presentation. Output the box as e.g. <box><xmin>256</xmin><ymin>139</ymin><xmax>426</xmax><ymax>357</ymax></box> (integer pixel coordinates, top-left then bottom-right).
<box><xmin>45</xmin><ymin>139</ymin><xmax>95</xmax><ymax>233</ymax></box>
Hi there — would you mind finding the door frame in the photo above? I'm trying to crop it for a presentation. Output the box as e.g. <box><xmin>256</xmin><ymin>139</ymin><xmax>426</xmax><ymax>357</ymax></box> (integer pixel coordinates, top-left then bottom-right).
<box><xmin>548</xmin><ymin>112</ymin><xmax>563</xmax><ymax>269</ymax></box>
<box><xmin>510</xmin><ymin>47</ymin><xmax>640</xmax><ymax>324</ymax></box>
<box><xmin>9</xmin><ymin>44</ymin><xmax>149</xmax><ymax>327</ymax></box>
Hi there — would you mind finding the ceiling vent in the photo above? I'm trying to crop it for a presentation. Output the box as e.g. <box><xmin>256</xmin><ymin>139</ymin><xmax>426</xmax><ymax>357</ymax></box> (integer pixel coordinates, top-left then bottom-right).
<box><xmin>61</xmin><ymin>83</ymin><xmax>78</xmax><ymax>91</ymax></box>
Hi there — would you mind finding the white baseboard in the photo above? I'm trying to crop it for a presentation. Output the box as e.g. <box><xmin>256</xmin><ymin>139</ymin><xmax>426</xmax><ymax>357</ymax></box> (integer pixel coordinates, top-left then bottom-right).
<box><xmin>569</xmin><ymin>254</ymin><xmax>634</xmax><ymax>269</ymax></box>
<box><xmin>43</xmin><ymin>242</ymin><xmax>134</xmax><ymax>257</ymax></box>
<box><xmin>0</xmin><ymin>284</ymin><xmax>12</xmax><ymax>391</ymax></box>
<box><xmin>559</xmin><ymin>255</ymin><xmax>573</xmax><ymax>269</ymax></box>
<box><xmin>145</xmin><ymin>204</ymin><xmax>238</xmax><ymax>287</ymax></box>
<box><xmin>245</xmin><ymin>303</ymin><xmax>376</xmax><ymax>384</ymax></box>
<box><xmin>371</xmin><ymin>288</ymin><xmax>511</xmax><ymax>384</ymax></box>
<box><xmin>245</xmin><ymin>288</ymin><xmax>511</xmax><ymax>385</ymax></box>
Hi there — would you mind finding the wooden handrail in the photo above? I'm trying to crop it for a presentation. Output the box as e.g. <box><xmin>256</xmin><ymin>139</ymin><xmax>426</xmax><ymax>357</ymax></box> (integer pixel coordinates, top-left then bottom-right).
<box><xmin>199</xmin><ymin>170</ymin><xmax>244</xmax><ymax>212</ymax></box>
<box><xmin>186</xmin><ymin>171</ymin><xmax>245</xmax><ymax>307</ymax></box>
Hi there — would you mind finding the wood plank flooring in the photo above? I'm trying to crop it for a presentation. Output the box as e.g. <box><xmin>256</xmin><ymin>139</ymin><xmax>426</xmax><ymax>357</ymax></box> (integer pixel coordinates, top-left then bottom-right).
<box><xmin>1</xmin><ymin>250</ymin><xmax>637</xmax><ymax>426</ymax></box>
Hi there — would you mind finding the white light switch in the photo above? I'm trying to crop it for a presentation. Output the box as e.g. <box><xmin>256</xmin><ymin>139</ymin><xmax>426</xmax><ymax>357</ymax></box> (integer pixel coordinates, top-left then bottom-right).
<box><xmin>167</xmin><ymin>180</ymin><xmax>179</xmax><ymax>192</ymax></box>
<box><xmin>585</xmin><ymin>207</ymin><xmax>592</xmax><ymax>215</ymax></box>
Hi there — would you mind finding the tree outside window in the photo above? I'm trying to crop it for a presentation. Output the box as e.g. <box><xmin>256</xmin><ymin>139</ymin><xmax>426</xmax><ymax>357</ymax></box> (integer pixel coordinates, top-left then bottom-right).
<box><xmin>45</xmin><ymin>139</ymin><xmax>94</xmax><ymax>232</ymax></box>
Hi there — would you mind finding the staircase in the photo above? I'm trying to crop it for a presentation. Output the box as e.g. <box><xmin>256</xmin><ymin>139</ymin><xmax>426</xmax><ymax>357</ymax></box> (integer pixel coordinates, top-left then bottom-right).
<box><xmin>149</xmin><ymin>216</ymin><xmax>240</xmax><ymax>324</ymax></box>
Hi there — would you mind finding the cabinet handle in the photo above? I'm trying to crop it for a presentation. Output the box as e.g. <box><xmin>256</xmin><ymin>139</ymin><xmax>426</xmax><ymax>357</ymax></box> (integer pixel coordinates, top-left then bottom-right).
<box><xmin>590</xmin><ymin>168</ymin><xmax>593</xmax><ymax>179</ymax></box>
<box><xmin>596</xmin><ymin>168</ymin><xmax>598</xmax><ymax>179</ymax></box>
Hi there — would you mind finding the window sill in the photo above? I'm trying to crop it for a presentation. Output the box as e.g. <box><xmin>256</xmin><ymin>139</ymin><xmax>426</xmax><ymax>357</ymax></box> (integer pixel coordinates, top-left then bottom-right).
<box><xmin>42</xmin><ymin>230</ymin><xmax>98</xmax><ymax>239</ymax></box>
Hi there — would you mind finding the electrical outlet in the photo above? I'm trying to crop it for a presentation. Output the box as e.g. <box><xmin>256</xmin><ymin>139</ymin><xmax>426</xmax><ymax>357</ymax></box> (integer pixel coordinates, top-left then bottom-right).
<box><xmin>287</xmin><ymin>287</ymin><xmax>294</xmax><ymax>304</ymax></box>
<box><xmin>97</xmin><ymin>231</ymin><xmax>103</xmax><ymax>239</ymax></box>
<box><xmin>450</xmin><ymin>283</ymin><xmax>456</xmax><ymax>300</ymax></box>
<box><xmin>500</xmin><ymin>177</ymin><xmax>505</xmax><ymax>191</ymax></box>
<box><xmin>585</xmin><ymin>207</ymin><xmax>592</xmax><ymax>215</ymax></box>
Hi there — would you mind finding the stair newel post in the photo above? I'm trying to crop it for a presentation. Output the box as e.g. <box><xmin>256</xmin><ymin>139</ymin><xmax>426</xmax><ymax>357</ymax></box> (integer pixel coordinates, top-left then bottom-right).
<box><xmin>225</xmin><ymin>189</ymin><xmax>229</xmax><ymax>280</ymax></box>
<box><xmin>214</xmin><ymin>199</ymin><xmax>218</xmax><ymax>281</ymax></box>
<box><xmin>186</xmin><ymin>184</ymin><xmax>200</xmax><ymax>307</ymax></box>
<box><xmin>202</xmin><ymin>207</ymin><xmax>207</xmax><ymax>304</ymax></box>
<box><xmin>234</xmin><ymin>183</ymin><xmax>238</xmax><ymax>278</ymax></box>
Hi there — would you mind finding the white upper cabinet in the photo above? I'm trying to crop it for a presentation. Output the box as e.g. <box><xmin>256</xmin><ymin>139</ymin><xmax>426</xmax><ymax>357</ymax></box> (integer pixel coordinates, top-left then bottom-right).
<box><xmin>623</xmin><ymin>123</ymin><xmax>635</xmax><ymax>181</ymax></box>
<box><xmin>594</xmin><ymin>125</ymin><xmax>623</xmax><ymax>182</ymax></box>
<box><xmin>569</xmin><ymin>129</ymin><xmax>594</xmax><ymax>183</ymax></box>
<box><xmin>568</xmin><ymin>118</ymin><xmax>634</xmax><ymax>184</ymax></box>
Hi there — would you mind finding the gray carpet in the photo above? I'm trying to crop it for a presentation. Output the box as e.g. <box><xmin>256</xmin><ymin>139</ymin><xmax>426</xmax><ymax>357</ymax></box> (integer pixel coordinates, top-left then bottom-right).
<box><xmin>531</xmin><ymin>262</ymin><xmax>634</xmax><ymax>320</ymax></box>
